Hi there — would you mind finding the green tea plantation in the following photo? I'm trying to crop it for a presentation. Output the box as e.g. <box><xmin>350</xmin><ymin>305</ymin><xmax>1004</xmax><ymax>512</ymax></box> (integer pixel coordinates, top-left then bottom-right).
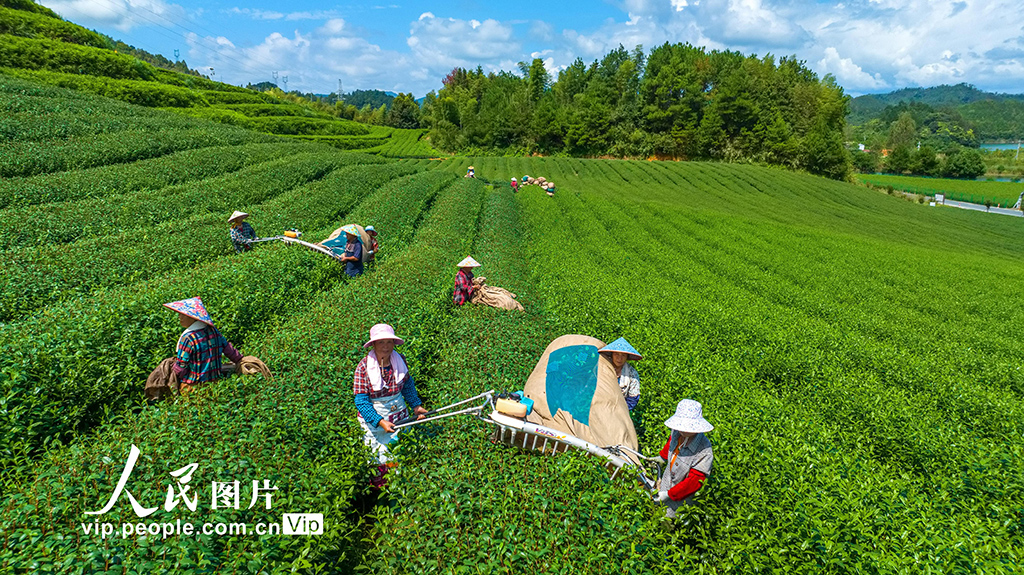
<box><xmin>1</xmin><ymin>71</ymin><xmax>1022</xmax><ymax>574</ymax></box>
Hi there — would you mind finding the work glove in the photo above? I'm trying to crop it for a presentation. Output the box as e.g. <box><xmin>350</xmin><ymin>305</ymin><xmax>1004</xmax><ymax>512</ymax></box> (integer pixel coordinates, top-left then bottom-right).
<box><xmin>654</xmin><ymin>491</ymin><xmax>671</xmax><ymax>503</ymax></box>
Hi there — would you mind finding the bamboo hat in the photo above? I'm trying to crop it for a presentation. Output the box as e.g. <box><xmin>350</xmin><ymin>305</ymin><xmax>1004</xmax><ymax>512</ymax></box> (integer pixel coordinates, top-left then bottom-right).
<box><xmin>457</xmin><ymin>256</ymin><xmax>481</xmax><ymax>268</ymax></box>
<box><xmin>228</xmin><ymin>211</ymin><xmax>249</xmax><ymax>224</ymax></box>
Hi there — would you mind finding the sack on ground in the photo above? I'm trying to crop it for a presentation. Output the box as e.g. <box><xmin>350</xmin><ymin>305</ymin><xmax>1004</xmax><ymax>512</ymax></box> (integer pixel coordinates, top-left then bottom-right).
<box><xmin>471</xmin><ymin>277</ymin><xmax>524</xmax><ymax>311</ymax></box>
<box><xmin>235</xmin><ymin>355</ymin><xmax>273</xmax><ymax>379</ymax></box>
<box><xmin>145</xmin><ymin>357</ymin><xmax>179</xmax><ymax>401</ymax></box>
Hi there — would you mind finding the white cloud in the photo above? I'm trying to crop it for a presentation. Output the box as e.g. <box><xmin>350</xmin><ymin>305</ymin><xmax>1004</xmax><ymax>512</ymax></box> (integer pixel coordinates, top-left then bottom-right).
<box><xmin>818</xmin><ymin>47</ymin><xmax>887</xmax><ymax>91</ymax></box>
<box><xmin>227</xmin><ymin>7</ymin><xmax>341</xmax><ymax>21</ymax></box>
<box><xmin>40</xmin><ymin>0</ymin><xmax>187</xmax><ymax>32</ymax></box>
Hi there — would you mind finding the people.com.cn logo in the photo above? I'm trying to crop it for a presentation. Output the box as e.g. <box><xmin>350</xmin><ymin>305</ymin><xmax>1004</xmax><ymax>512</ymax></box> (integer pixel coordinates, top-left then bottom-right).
<box><xmin>282</xmin><ymin>513</ymin><xmax>324</xmax><ymax>535</ymax></box>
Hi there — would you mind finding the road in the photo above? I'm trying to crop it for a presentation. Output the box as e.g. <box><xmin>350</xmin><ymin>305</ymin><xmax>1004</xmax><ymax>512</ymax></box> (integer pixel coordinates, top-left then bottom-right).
<box><xmin>941</xmin><ymin>199</ymin><xmax>1023</xmax><ymax>217</ymax></box>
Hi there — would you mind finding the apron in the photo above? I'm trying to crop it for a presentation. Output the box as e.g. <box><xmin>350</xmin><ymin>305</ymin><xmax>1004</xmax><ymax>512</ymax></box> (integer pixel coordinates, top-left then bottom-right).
<box><xmin>357</xmin><ymin>392</ymin><xmax>409</xmax><ymax>464</ymax></box>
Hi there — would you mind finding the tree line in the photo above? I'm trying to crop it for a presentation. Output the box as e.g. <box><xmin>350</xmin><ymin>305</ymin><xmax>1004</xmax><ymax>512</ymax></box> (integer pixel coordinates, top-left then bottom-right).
<box><xmin>413</xmin><ymin>44</ymin><xmax>851</xmax><ymax>179</ymax></box>
<box><xmin>850</xmin><ymin>110</ymin><xmax>987</xmax><ymax>179</ymax></box>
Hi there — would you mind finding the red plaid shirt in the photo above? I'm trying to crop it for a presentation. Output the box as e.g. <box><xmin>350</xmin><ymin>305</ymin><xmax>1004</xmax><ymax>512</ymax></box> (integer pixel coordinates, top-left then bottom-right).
<box><xmin>453</xmin><ymin>269</ymin><xmax>474</xmax><ymax>305</ymax></box>
<box><xmin>353</xmin><ymin>355</ymin><xmax>404</xmax><ymax>399</ymax></box>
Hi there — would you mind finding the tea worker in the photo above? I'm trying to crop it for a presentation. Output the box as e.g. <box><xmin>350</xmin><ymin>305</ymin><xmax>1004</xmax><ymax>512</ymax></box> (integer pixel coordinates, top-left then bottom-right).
<box><xmin>599</xmin><ymin>338</ymin><xmax>641</xmax><ymax>410</ymax></box>
<box><xmin>353</xmin><ymin>324</ymin><xmax>428</xmax><ymax>483</ymax></box>
<box><xmin>365</xmin><ymin>225</ymin><xmax>379</xmax><ymax>261</ymax></box>
<box><xmin>228</xmin><ymin>211</ymin><xmax>256</xmax><ymax>253</ymax></box>
<box><xmin>338</xmin><ymin>225</ymin><xmax>363</xmax><ymax>277</ymax></box>
<box><xmin>453</xmin><ymin>256</ymin><xmax>481</xmax><ymax>306</ymax></box>
<box><xmin>510</xmin><ymin>177</ymin><xmax>519</xmax><ymax>193</ymax></box>
<box><xmin>465</xmin><ymin>165</ymin><xmax>476</xmax><ymax>178</ymax></box>
<box><xmin>656</xmin><ymin>399</ymin><xmax>714</xmax><ymax>517</ymax></box>
<box><xmin>164</xmin><ymin>297</ymin><xmax>243</xmax><ymax>393</ymax></box>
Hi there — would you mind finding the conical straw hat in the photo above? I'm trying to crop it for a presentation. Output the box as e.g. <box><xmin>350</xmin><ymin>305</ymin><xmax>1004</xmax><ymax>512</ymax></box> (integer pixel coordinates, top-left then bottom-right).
<box><xmin>457</xmin><ymin>256</ymin><xmax>481</xmax><ymax>268</ymax></box>
<box><xmin>228</xmin><ymin>211</ymin><xmax>249</xmax><ymax>223</ymax></box>
<box><xmin>162</xmin><ymin>296</ymin><xmax>214</xmax><ymax>326</ymax></box>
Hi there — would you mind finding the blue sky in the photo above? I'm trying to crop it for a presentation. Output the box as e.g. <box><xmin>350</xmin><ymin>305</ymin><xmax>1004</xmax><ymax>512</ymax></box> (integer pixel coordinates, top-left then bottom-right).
<box><xmin>38</xmin><ymin>0</ymin><xmax>1024</xmax><ymax>97</ymax></box>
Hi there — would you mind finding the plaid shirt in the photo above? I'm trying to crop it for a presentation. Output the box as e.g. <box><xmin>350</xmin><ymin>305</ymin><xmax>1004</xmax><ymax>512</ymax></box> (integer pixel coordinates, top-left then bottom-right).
<box><xmin>175</xmin><ymin>326</ymin><xmax>229</xmax><ymax>386</ymax></box>
<box><xmin>230</xmin><ymin>222</ymin><xmax>255</xmax><ymax>253</ymax></box>
<box><xmin>353</xmin><ymin>355</ymin><xmax>405</xmax><ymax>399</ymax></box>
<box><xmin>453</xmin><ymin>269</ymin><xmax>474</xmax><ymax>305</ymax></box>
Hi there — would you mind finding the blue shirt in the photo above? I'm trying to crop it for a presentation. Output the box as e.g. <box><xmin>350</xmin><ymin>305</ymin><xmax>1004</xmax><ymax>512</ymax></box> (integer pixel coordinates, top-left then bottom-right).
<box><xmin>344</xmin><ymin>240</ymin><xmax>363</xmax><ymax>277</ymax></box>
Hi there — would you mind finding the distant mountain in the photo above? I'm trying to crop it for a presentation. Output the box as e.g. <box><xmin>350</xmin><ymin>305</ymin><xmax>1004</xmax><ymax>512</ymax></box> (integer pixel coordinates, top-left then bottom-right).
<box><xmin>849</xmin><ymin>84</ymin><xmax>1024</xmax><ymax>143</ymax></box>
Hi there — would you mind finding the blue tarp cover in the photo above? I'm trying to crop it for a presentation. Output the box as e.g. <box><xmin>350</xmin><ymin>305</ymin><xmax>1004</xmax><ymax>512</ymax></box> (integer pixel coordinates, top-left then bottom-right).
<box><xmin>544</xmin><ymin>344</ymin><xmax>599</xmax><ymax>426</ymax></box>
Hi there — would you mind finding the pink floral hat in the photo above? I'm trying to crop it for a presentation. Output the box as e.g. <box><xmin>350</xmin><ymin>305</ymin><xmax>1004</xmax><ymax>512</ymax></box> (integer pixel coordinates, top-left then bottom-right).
<box><xmin>162</xmin><ymin>296</ymin><xmax>214</xmax><ymax>325</ymax></box>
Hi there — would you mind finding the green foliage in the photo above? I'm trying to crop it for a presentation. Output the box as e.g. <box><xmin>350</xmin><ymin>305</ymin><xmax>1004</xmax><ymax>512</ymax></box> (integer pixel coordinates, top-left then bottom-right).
<box><xmin>0</xmin><ymin>165</ymin><xmax>434</xmax><ymax>470</ymax></box>
<box><xmin>288</xmin><ymin>134</ymin><xmax>390</xmax><ymax>150</ymax></box>
<box><xmin>942</xmin><ymin>147</ymin><xmax>987</xmax><ymax>179</ymax></box>
<box><xmin>248</xmin><ymin>115</ymin><xmax>371</xmax><ymax>136</ymax></box>
<box><xmin>884</xmin><ymin>145</ymin><xmax>913</xmax><ymax>174</ymax></box>
<box><xmin>217</xmin><ymin>103</ymin><xmax>323</xmax><ymax>118</ymax></box>
<box><xmin>858</xmin><ymin>173</ymin><xmax>1021</xmax><ymax>207</ymax></box>
<box><xmin>2</xmin><ymin>67</ymin><xmax>208</xmax><ymax>107</ymax></box>
<box><xmin>426</xmin><ymin>44</ymin><xmax>851</xmax><ymax>179</ymax></box>
<box><xmin>163</xmin><ymin>105</ymin><xmax>254</xmax><ymax>128</ymax></box>
<box><xmin>0</xmin><ymin>155</ymin><xmax>401</xmax><ymax>320</ymax></box>
<box><xmin>850</xmin><ymin>150</ymin><xmax>880</xmax><ymax>173</ymax></box>
<box><xmin>0</xmin><ymin>142</ymin><xmax>310</xmax><ymax>209</ymax></box>
<box><xmin>0</xmin><ymin>147</ymin><xmax>373</xmax><ymax>249</ymax></box>
<box><xmin>200</xmin><ymin>89</ymin><xmax>283</xmax><ymax>105</ymax></box>
<box><xmin>0</xmin><ymin>0</ymin><xmax>60</xmax><ymax>19</ymax></box>
<box><xmin>0</xmin><ymin>34</ymin><xmax>156</xmax><ymax>79</ymax></box>
<box><xmin>385</xmin><ymin>92</ymin><xmax>421</xmax><ymax>129</ymax></box>
<box><xmin>0</xmin><ymin>6</ymin><xmax>108</xmax><ymax>48</ymax></box>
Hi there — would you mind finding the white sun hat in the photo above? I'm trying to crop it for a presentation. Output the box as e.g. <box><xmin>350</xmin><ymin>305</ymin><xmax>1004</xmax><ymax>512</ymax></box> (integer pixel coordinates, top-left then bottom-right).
<box><xmin>228</xmin><ymin>210</ymin><xmax>249</xmax><ymax>223</ymax></box>
<box><xmin>457</xmin><ymin>256</ymin><xmax>481</xmax><ymax>268</ymax></box>
<box><xmin>363</xmin><ymin>323</ymin><xmax>405</xmax><ymax>348</ymax></box>
<box><xmin>664</xmin><ymin>399</ymin><xmax>713</xmax><ymax>433</ymax></box>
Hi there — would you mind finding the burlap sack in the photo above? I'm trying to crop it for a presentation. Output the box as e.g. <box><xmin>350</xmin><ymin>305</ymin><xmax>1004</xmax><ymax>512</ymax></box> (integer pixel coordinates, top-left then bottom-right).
<box><xmin>523</xmin><ymin>335</ymin><xmax>638</xmax><ymax>461</ymax></box>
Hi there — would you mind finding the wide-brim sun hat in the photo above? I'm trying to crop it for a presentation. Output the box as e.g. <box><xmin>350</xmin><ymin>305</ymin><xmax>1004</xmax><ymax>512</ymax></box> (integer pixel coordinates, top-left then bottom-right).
<box><xmin>163</xmin><ymin>296</ymin><xmax>214</xmax><ymax>326</ymax></box>
<box><xmin>365</xmin><ymin>225</ymin><xmax>376</xmax><ymax>233</ymax></box>
<box><xmin>340</xmin><ymin>224</ymin><xmax>360</xmax><ymax>237</ymax></box>
<box><xmin>598</xmin><ymin>337</ymin><xmax>642</xmax><ymax>361</ymax></box>
<box><xmin>664</xmin><ymin>399</ymin><xmax>713</xmax><ymax>433</ymax></box>
<box><xmin>363</xmin><ymin>323</ymin><xmax>405</xmax><ymax>348</ymax></box>
<box><xmin>457</xmin><ymin>256</ymin><xmax>481</xmax><ymax>268</ymax></box>
<box><xmin>228</xmin><ymin>210</ymin><xmax>249</xmax><ymax>224</ymax></box>
<box><xmin>468</xmin><ymin>166</ymin><xmax>475</xmax><ymax>170</ymax></box>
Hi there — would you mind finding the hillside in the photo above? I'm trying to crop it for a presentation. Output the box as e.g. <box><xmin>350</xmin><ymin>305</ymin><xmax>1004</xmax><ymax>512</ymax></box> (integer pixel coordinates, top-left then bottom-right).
<box><xmin>2</xmin><ymin>63</ymin><xmax>1023</xmax><ymax>570</ymax></box>
<box><xmin>0</xmin><ymin>0</ymin><xmax>441</xmax><ymax>158</ymax></box>
<box><xmin>850</xmin><ymin>83</ymin><xmax>1024</xmax><ymax>142</ymax></box>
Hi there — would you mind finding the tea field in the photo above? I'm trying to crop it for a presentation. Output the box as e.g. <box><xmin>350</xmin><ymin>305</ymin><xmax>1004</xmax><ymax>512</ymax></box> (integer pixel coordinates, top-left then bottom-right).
<box><xmin>1</xmin><ymin>71</ymin><xmax>1023</xmax><ymax>573</ymax></box>
<box><xmin>858</xmin><ymin>173</ymin><xmax>1024</xmax><ymax>208</ymax></box>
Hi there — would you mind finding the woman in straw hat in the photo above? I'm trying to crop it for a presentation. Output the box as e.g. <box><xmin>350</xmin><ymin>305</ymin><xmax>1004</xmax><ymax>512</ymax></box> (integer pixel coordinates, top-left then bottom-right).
<box><xmin>453</xmin><ymin>256</ymin><xmax>481</xmax><ymax>306</ymax></box>
<box><xmin>656</xmin><ymin>399</ymin><xmax>714</xmax><ymax>516</ymax></box>
<box><xmin>598</xmin><ymin>337</ymin><xmax>642</xmax><ymax>411</ymax></box>
<box><xmin>353</xmin><ymin>323</ymin><xmax>428</xmax><ymax>483</ymax></box>
<box><xmin>465</xmin><ymin>165</ymin><xmax>476</xmax><ymax>178</ymax></box>
<box><xmin>228</xmin><ymin>211</ymin><xmax>256</xmax><ymax>253</ymax></box>
<box><xmin>337</xmin><ymin>226</ymin><xmax>364</xmax><ymax>277</ymax></box>
<box><xmin>164</xmin><ymin>296</ymin><xmax>243</xmax><ymax>393</ymax></box>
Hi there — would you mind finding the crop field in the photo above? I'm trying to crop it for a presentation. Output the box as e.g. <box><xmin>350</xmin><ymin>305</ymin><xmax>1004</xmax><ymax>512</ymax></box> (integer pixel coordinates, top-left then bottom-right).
<box><xmin>2</xmin><ymin>60</ymin><xmax>1023</xmax><ymax>572</ymax></box>
<box><xmin>858</xmin><ymin>173</ymin><xmax>1024</xmax><ymax>207</ymax></box>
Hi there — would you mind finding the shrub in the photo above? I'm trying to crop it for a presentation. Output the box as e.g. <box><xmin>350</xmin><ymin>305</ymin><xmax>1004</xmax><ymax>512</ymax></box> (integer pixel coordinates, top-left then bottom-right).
<box><xmin>199</xmin><ymin>90</ymin><xmax>282</xmax><ymax>105</ymax></box>
<box><xmin>0</xmin><ymin>141</ymin><xmax>312</xmax><ymax>209</ymax></box>
<box><xmin>217</xmin><ymin>103</ymin><xmax>322</xmax><ymax>118</ymax></box>
<box><xmin>247</xmin><ymin>116</ymin><xmax>370</xmax><ymax>136</ymax></box>
<box><xmin>0</xmin><ymin>34</ymin><xmax>154</xmax><ymax>79</ymax></box>
<box><xmin>1</xmin><ymin>67</ymin><xmax>207</xmax><ymax>107</ymax></box>
<box><xmin>0</xmin><ymin>6</ymin><xmax>108</xmax><ymax>48</ymax></box>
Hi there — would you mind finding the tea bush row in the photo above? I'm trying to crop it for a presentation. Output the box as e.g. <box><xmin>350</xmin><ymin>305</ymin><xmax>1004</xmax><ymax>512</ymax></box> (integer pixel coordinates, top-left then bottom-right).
<box><xmin>0</xmin><ymin>141</ymin><xmax>314</xmax><ymax>209</ymax></box>
<box><xmin>199</xmin><ymin>90</ymin><xmax>282</xmax><ymax>105</ymax></box>
<box><xmin>289</xmin><ymin>134</ymin><xmax>390</xmax><ymax>150</ymax></box>
<box><xmin>217</xmin><ymin>103</ymin><xmax>323</xmax><ymax>118</ymax></box>
<box><xmin>247</xmin><ymin>115</ymin><xmax>370</xmax><ymax>136</ymax></box>
<box><xmin>0</xmin><ymin>149</ymin><xmax>382</xmax><ymax>249</ymax></box>
<box><xmin>0</xmin><ymin>161</ymin><xmax>413</xmax><ymax>321</ymax></box>
<box><xmin>1</xmin><ymin>67</ymin><xmax>207</xmax><ymax>108</ymax></box>
<box><xmin>492</xmin><ymin>156</ymin><xmax>1024</xmax><ymax>571</ymax></box>
<box><xmin>0</xmin><ymin>175</ymin><xmax>476</xmax><ymax>571</ymax></box>
<box><xmin>858</xmin><ymin>173</ymin><xmax>1021</xmax><ymax>208</ymax></box>
<box><xmin>0</xmin><ymin>168</ymin><xmax>450</xmax><ymax>473</ymax></box>
<box><xmin>0</xmin><ymin>34</ymin><xmax>156</xmax><ymax>80</ymax></box>
<box><xmin>0</xmin><ymin>6</ymin><xmax>109</xmax><ymax>48</ymax></box>
<box><xmin>0</xmin><ymin>125</ymin><xmax>272</xmax><ymax>179</ymax></box>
